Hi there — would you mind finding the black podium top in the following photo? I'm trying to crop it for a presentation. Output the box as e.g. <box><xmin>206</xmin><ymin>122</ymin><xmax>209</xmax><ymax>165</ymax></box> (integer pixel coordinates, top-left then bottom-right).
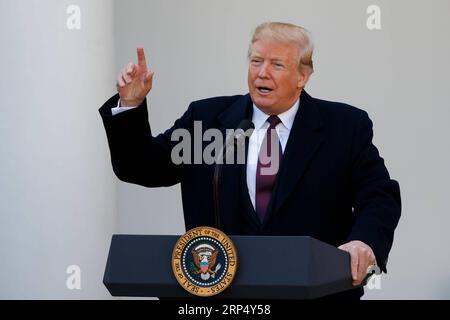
<box><xmin>103</xmin><ymin>234</ymin><xmax>357</xmax><ymax>299</ymax></box>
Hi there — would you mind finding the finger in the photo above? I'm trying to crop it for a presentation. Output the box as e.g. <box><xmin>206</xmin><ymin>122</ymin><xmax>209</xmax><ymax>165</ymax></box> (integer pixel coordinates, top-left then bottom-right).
<box><xmin>137</xmin><ymin>47</ymin><xmax>147</xmax><ymax>68</ymax></box>
<box><xmin>350</xmin><ymin>249</ymin><xmax>359</xmax><ymax>284</ymax></box>
<box><xmin>338</xmin><ymin>244</ymin><xmax>354</xmax><ymax>278</ymax></box>
<box><xmin>122</xmin><ymin>69</ymin><xmax>132</xmax><ymax>84</ymax></box>
<box><xmin>126</xmin><ymin>62</ymin><xmax>136</xmax><ymax>76</ymax></box>
<box><xmin>369</xmin><ymin>251</ymin><xmax>376</xmax><ymax>266</ymax></box>
<box><xmin>145</xmin><ymin>71</ymin><xmax>154</xmax><ymax>83</ymax></box>
<box><xmin>117</xmin><ymin>73</ymin><xmax>126</xmax><ymax>88</ymax></box>
<box><xmin>338</xmin><ymin>244</ymin><xmax>359</xmax><ymax>284</ymax></box>
<box><xmin>143</xmin><ymin>71</ymin><xmax>154</xmax><ymax>90</ymax></box>
<box><xmin>355</xmin><ymin>253</ymin><xmax>368</xmax><ymax>286</ymax></box>
<box><xmin>358</xmin><ymin>249</ymin><xmax>374</xmax><ymax>285</ymax></box>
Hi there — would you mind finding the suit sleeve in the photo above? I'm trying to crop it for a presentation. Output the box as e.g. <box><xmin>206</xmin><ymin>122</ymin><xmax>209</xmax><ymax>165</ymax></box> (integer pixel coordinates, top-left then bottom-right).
<box><xmin>98</xmin><ymin>94</ymin><xmax>193</xmax><ymax>187</ymax></box>
<box><xmin>346</xmin><ymin>110</ymin><xmax>401</xmax><ymax>273</ymax></box>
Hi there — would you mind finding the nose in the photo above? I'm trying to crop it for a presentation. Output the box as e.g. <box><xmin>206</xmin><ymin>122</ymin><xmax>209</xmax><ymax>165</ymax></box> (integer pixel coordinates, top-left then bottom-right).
<box><xmin>258</xmin><ymin>62</ymin><xmax>270</xmax><ymax>79</ymax></box>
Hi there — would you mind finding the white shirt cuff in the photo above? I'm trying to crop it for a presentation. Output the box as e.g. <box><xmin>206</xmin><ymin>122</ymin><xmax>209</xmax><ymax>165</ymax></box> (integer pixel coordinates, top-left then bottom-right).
<box><xmin>111</xmin><ymin>99</ymin><xmax>137</xmax><ymax>115</ymax></box>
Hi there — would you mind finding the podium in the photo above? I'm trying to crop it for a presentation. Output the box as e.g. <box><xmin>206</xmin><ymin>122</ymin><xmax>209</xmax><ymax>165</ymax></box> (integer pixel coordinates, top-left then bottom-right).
<box><xmin>103</xmin><ymin>234</ymin><xmax>358</xmax><ymax>299</ymax></box>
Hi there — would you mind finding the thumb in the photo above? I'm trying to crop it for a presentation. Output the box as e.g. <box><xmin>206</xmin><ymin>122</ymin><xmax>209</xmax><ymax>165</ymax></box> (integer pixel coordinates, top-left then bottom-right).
<box><xmin>338</xmin><ymin>244</ymin><xmax>357</xmax><ymax>282</ymax></box>
<box><xmin>143</xmin><ymin>71</ymin><xmax>154</xmax><ymax>90</ymax></box>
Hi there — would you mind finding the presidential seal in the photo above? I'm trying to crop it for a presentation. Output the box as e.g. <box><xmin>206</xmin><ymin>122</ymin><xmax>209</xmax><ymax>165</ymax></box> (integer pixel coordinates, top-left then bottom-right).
<box><xmin>172</xmin><ymin>226</ymin><xmax>238</xmax><ymax>297</ymax></box>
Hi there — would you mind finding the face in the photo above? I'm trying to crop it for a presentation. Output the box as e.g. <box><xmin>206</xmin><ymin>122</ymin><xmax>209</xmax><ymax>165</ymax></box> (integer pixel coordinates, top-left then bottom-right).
<box><xmin>248</xmin><ymin>40</ymin><xmax>309</xmax><ymax>114</ymax></box>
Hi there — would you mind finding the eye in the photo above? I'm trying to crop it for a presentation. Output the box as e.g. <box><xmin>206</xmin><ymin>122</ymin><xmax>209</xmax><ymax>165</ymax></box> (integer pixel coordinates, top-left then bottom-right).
<box><xmin>273</xmin><ymin>63</ymin><xmax>284</xmax><ymax>69</ymax></box>
<box><xmin>250</xmin><ymin>58</ymin><xmax>262</xmax><ymax>65</ymax></box>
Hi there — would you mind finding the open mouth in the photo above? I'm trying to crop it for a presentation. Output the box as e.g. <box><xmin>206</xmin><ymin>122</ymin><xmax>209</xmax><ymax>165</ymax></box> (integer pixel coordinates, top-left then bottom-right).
<box><xmin>257</xmin><ymin>86</ymin><xmax>273</xmax><ymax>94</ymax></box>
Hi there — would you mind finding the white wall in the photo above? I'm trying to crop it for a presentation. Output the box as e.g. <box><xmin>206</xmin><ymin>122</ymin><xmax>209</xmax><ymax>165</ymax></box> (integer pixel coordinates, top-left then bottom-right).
<box><xmin>0</xmin><ymin>0</ymin><xmax>117</xmax><ymax>298</ymax></box>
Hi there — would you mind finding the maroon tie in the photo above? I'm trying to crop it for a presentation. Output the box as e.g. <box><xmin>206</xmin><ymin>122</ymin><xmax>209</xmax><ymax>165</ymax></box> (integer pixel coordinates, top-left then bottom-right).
<box><xmin>255</xmin><ymin>115</ymin><xmax>283</xmax><ymax>223</ymax></box>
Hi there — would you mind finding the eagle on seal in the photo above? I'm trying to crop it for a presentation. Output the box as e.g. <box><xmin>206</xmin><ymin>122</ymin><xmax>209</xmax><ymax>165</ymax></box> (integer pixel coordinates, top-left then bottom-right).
<box><xmin>191</xmin><ymin>245</ymin><xmax>220</xmax><ymax>280</ymax></box>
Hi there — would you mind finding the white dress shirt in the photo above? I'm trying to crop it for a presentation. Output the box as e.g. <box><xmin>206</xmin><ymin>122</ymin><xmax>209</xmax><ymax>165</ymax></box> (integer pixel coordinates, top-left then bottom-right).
<box><xmin>246</xmin><ymin>99</ymin><xmax>300</xmax><ymax>209</ymax></box>
<box><xmin>111</xmin><ymin>97</ymin><xmax>300</xmax><ymax>209</ymax></box>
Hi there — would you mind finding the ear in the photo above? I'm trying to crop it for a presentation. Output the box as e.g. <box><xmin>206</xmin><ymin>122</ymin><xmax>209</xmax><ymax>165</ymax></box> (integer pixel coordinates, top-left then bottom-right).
<box><xmin>297</xmin><ymin>69</ymin><xmax>310</xmax><ymax>90</ymax></box>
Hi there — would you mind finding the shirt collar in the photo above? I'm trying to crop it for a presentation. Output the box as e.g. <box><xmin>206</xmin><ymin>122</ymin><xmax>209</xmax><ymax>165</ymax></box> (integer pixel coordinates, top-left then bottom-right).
<box><xmin>252</xmin><ymin>97</ymin><xmax>300</xmax><ymax>130</ymax></box>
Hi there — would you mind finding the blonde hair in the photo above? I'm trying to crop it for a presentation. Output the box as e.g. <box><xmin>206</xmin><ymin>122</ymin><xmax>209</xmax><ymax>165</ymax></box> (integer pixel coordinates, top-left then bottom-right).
<box><xmin>248</xmin><ymin>22</ymin><xmax>314</xmax><ymax>75</ymax></box>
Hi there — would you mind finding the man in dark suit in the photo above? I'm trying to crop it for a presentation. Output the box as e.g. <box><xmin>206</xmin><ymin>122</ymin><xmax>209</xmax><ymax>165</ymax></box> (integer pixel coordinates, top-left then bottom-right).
<box><xmin>99</xmin><ymin>22</ymin><xmax>401</xmax><ymax>299</ymax></box>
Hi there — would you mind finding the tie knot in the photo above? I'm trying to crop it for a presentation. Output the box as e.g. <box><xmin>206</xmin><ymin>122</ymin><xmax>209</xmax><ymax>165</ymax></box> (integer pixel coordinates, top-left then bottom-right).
<box><xmin>267</xmin><ymin>115</ymin><xmax>281</xmax><ymax>128</ymax></box>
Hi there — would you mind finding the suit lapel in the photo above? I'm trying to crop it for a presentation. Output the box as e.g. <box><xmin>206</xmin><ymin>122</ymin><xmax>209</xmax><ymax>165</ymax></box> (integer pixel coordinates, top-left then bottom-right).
<box><xmin>216</xmin><ymin>95</ymin><xmax>254</xmax><ymax>232</ymax></box>
<box><xmin>264</xmin><ymin>90</ymin><xmax>325</xmax><ymax>224</ymax></box>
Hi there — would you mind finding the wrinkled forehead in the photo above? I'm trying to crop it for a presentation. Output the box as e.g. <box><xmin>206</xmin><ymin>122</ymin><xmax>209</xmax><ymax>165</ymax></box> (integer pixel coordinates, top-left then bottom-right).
<box><xmin>249</xmin><ymin>40</ymin><xmax>300</xmax><ymax>61</ymax></box>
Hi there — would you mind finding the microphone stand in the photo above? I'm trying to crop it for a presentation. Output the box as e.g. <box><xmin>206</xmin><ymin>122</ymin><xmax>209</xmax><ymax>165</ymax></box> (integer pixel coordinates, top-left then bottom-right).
<box><xmin>213</xmin><ymin>121</ymin><xmax>254</xmax><ymax>230</ymax></box>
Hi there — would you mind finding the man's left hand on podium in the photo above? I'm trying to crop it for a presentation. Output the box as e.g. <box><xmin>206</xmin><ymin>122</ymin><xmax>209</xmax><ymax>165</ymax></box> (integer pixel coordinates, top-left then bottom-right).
<box><xmin>338</xmin><ymin>240</ymin><xmax>376</xmax><ymax>286</ymax></box>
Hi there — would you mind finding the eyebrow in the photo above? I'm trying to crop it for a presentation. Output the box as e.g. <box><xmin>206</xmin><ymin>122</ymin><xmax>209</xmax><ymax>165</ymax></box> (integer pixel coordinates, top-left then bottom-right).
<box><xmin>249</xmin><ymin>55</ymin><xmax>286</xmax><ymax>63</ymax></box>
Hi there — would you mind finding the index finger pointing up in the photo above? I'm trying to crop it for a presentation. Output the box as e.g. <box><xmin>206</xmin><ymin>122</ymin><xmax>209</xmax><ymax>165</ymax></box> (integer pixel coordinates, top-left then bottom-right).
<box><xmin>137</xmin><ymin>47</ymin><xmax>147</xmax><ymax>68</ymax></box>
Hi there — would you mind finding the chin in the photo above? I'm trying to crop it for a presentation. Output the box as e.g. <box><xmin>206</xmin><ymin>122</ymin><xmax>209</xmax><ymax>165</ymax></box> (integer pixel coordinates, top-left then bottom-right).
<box><xmin>255</xmin><ymin>104</ymin><xmax>274</xmax><ymax>114</ymax></box>
<box><xmin>251</xmin><ymin>96</ymin><xmax>275</xmax><ymax>113</ymax></box>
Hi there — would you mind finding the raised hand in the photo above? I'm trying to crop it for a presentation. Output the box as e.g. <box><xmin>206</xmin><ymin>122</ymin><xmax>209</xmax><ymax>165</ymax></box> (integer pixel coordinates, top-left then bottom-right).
<box><xmin>116</xmin><ymin>48</ymin><xmax>154</xmax><ymax>107</ymax></box>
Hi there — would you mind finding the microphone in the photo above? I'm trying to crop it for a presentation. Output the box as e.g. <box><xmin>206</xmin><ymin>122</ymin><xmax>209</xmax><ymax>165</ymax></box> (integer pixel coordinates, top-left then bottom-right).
<box><xmin>213</xmin><ymin>120</ymin><xmax>254</xmax><ymax>230</ymax></box>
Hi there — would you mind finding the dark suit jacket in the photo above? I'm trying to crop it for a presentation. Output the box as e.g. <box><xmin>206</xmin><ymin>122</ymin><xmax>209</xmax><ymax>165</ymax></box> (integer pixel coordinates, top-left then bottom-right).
<box><xmin>99</xmin><ymin>90</ymin><xmax>401</xmax><ymax>299</ymax></box>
